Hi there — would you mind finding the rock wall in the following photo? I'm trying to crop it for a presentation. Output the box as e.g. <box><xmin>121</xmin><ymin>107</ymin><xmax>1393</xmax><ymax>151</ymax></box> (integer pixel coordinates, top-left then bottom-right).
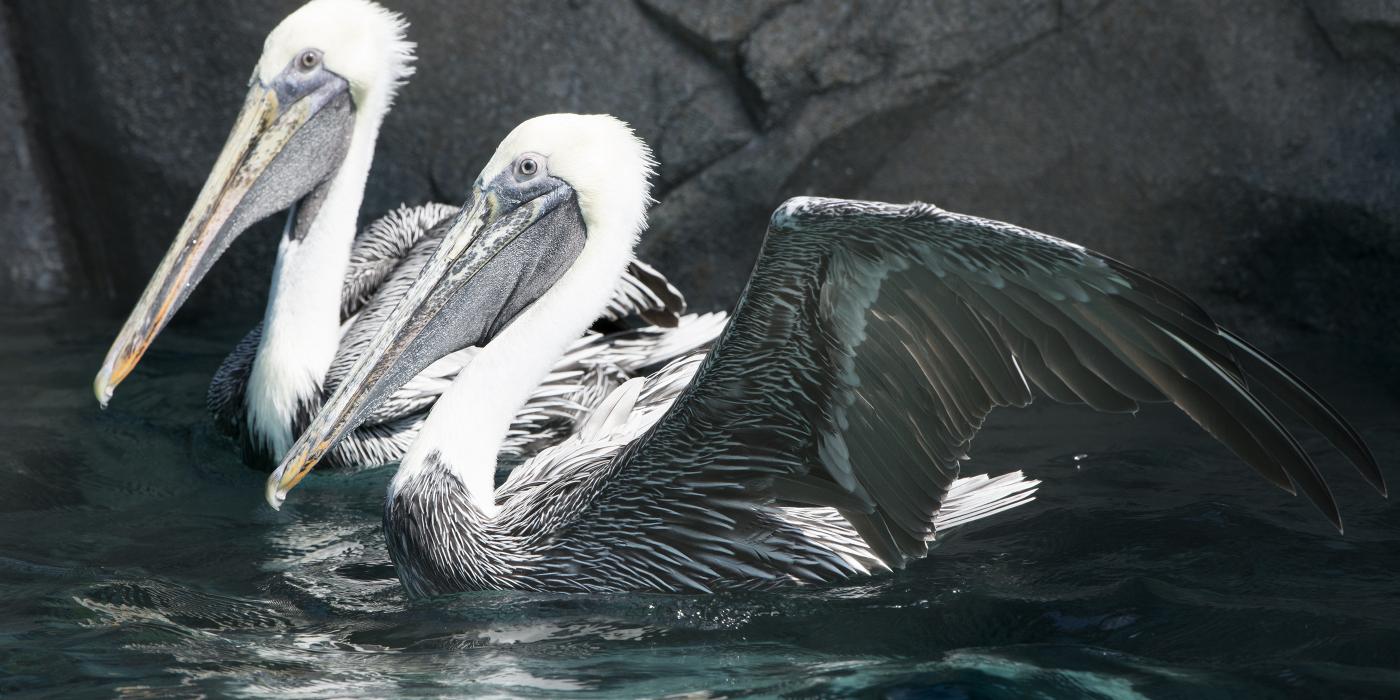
<box><xmin>3</xmin><ymin>0</ymin><xmax>1398</xmax><ymax>350</ymax></box>
<box><xmin>0</xmin><ymin>3</ymin><xmax>67</xmax><ymax>303</ymax></box>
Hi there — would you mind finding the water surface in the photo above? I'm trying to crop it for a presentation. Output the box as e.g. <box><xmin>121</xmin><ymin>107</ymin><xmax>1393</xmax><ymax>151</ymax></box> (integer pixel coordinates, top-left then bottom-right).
<box><xmin>2</xmin><ymin>308</ymin><xmax>1398</xmax><ymax>698</ymax></box>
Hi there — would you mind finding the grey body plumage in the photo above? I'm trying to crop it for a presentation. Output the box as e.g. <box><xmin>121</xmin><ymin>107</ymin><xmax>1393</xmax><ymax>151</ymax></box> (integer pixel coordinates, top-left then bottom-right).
<box><xmin>373</xmin><ymin>196</ymin><xmax>1383</xmax><ymax>597</ymax></box>
<box><xmin>208</xmin><ymin>202</ymin><xmax>715</xmax><ymax>470</ymax></box>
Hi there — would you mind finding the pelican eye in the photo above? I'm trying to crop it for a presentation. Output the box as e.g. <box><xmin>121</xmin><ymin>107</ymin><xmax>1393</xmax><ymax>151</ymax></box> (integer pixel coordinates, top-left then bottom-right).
<box><xmin>297</xmin><ymin>49</ymin><xmax>322</xmax><ymax>71</ymax></box>
<box><xmin>514</xmin><ymin>156</ymin><xmax>541</xmax><ymax>181</ymax></box>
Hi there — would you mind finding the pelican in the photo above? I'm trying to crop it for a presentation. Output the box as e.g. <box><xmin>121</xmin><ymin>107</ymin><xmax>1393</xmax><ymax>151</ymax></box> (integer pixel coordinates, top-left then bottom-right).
<box><xmin>91</xmin><ymin>0</ymin><xmax>720</xmax><ymax>470</ymax></box>
<box><xmin>267</xmin><ymin>114</ymin><xmax>1384</xmax><ymax>596</ymax></box>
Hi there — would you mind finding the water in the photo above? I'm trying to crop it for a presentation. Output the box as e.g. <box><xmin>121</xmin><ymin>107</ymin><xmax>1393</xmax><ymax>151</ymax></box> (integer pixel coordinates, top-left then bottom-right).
<box><xmin>2</xmin><ymin>307</ymin><xmax>1398</xmax><ymax>698</ymax></box>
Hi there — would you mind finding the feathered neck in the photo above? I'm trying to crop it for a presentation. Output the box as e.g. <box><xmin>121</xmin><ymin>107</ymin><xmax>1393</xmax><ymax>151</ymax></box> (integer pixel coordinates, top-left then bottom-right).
<box><xmin>243</xmin><ymin>98</ymin><xmax>387</xmax><ymax>460</ymax></box>
<box><xmin>387</xmin><ymin>218</ymin><xmax>640</xmax><ymax>515</ymax></box>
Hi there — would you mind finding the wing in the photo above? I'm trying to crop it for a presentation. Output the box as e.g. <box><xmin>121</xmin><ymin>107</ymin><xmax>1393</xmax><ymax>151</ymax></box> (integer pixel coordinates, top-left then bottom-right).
<box><xmin>496</xmin><ymin>352</ymin><xmax>710</xmax><ymax>538</ymax></box>
<box><xmin>206</xmin><ymin>321</ymin><xmax>264</xmax><ymax>438</ymax></box>
<box><xmin>602</xmin><ymin>259</ymin><xmax>687</xmax><ymax>328</ymax></box>
<box><xmin>497</xmin><ymin>312</ymin><xmax>728</xmax><ymax>462</ymax></box>
<box><xmin>341</xmin><ymin>203</ymin><xmax>460</xmax><ymax>319</ymax></box>
<box><xmin>327</xmin><ymin>207</ymin><xmax>457</xmax><ymax>409</ymax></box>
<box><xmin>548</xmin><ymin>196</ymin><xmax>1382</xmax><ymax>582</ymax></box>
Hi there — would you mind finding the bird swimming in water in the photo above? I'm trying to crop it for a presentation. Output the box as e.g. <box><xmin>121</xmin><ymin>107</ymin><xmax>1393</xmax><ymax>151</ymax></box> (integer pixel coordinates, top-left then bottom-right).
<box><xmin>267</xmin><ymin>113</ymin><xmax>1384</xmax><ymax>597</ymax></box>
<box><xmin>90</xmin><ymin>0</ymin><xmax>721</xmax><ymax>470</ymax></box>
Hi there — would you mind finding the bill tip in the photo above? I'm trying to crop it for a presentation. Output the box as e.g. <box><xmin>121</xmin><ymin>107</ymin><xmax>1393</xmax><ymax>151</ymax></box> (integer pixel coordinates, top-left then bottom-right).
<box><xmin>93</xmin><ymin>374</ymin><xmax>114</xmax><ymax>409</ymax></box>
<box><xmin>265</xmin><ymin>468</ymin><xmax>288</xmax><ymax>510</ymax></box>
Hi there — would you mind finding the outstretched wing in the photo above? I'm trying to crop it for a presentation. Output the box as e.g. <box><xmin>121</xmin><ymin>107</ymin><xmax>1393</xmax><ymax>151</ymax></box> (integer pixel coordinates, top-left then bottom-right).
<box><xmin>549</xmin><ymin>197</ymin><xmax>1382</xmax><ymax>583</ymax></box>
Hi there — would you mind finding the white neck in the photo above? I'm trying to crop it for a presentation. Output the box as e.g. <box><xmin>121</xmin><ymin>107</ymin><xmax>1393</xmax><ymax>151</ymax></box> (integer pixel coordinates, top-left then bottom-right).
<box><xmin>245</xmin><ymin>103</ymin><xmax>387</xmax><ymax>459</ymax></box>
<box><xmin>388</xmin><ymin>227</ymin><xmax>637</xmax><ymax>515</ymax></box>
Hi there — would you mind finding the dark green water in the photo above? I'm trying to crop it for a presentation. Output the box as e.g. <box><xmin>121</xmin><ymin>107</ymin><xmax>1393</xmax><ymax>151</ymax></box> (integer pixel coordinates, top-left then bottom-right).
<box><xmin>2</xmin><ymin>307</ymin><xmax>1398</xmax><ymax>698</ymax></box>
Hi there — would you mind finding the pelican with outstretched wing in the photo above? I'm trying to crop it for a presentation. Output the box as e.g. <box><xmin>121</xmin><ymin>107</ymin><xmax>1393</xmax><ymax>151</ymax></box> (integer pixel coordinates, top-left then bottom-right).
<box><xmin>269</xmin><ymin>114</ymin><xmax>1383</xmax><ymax>596</ymax></box>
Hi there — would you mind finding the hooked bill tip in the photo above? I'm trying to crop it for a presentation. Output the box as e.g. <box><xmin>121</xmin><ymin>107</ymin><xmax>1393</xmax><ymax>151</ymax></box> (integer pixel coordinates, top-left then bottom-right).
<box><xmin>93</xmin><ymin>372</ymin><xmax>115</xmax><ymax>409</ymax></box>
<box><xmin>265</xmin><ymin>467</ymin><xmax>288</xmax><ymax>511</ymax></box>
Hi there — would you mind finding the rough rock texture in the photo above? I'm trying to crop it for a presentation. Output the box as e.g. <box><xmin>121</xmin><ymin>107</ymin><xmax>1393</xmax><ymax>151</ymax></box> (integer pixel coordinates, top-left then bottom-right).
<box><xmin>2</xmin><ymin>0</ymin><xmax>1398</xmax><ymax>355</ymax></box>
<box><xmin>0</xmin><ymin>4</ymin><xmax>68</xmax><ymax>303</ymax></box>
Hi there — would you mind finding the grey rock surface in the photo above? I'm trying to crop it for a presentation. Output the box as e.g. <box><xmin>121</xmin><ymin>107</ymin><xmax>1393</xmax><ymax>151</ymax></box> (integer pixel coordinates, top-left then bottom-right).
<box><xmin>0</xmin><ymin>5</ymin><xmax>68</xmax><ymax>303</ymax></box>
<box><xmin>2</xmin><ymin>0</ymin><xmax>1397</xmax><ymax>357</ymax></box>
<box><xmin>1310</xmin><ymin>0</ymin><xmax>1400</xmax><ymax>66</ymax></box>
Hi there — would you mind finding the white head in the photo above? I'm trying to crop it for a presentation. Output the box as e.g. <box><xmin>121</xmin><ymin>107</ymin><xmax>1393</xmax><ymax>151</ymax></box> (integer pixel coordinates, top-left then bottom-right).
<box><xmin>258</xmin><ymin>0</ymin><xmax>415</xmax><ymax>120</ymax></box>
<box><xmin>477</xmin><ymin>113</ymin><xmax>656</xmax><ymax>255</ymax></box>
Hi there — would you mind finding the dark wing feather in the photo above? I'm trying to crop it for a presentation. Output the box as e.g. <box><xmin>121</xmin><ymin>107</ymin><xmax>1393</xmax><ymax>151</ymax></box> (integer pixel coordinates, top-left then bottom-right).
<box><xmin>602</xmin><ymin>259</ymin><xmax>687</xmax><ymax>328</ymax></box>
<box><xmin>327</xmin><ymin>209</ymin><xmax>457</xmax><ymax>404</ymax></box>
<box><xmin>206</xmin><ymin>321</ymin><xmax>263</xmax><ymax>438</ymax></box>
<box><xmin>342</xmin><ymin>204</ymin><xmax>460</xmax><ymax>319</ymax></box>
<box><xmin>602</xmin><ymin>260</ymin><xmax>688</xmax><ymax>330</ymax></box>
<box><xmin>544</xmin><ymin>196</ymin><xmax>1379</xmax><ymax>583</ymax></box>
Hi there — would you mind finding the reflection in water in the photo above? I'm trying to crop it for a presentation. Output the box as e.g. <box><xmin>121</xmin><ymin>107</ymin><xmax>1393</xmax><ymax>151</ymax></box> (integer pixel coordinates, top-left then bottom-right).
<box><xmin>2</xmin><ymin>308</ymin><xmax>1399</xmax><ymax>697</ymax></box>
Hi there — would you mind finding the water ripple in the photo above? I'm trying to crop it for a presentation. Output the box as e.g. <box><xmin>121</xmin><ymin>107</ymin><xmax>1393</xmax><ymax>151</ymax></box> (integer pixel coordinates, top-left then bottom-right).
<box><xmin>2</xmin><ymin>309</ymin><xmax>1398</xmax><ymax>697</ymax></box>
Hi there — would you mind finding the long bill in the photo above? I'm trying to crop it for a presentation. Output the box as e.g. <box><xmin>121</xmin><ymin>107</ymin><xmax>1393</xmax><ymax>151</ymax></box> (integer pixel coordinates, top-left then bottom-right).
<box><xmin>93</xmin><ymin>75</ymin><xmax>352</xmax><ymax>407</ymax></box>
<box><xmin>265</xmin><ymin>180</ymin><xmax>587</xmax><ymax>508</ymax></box>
